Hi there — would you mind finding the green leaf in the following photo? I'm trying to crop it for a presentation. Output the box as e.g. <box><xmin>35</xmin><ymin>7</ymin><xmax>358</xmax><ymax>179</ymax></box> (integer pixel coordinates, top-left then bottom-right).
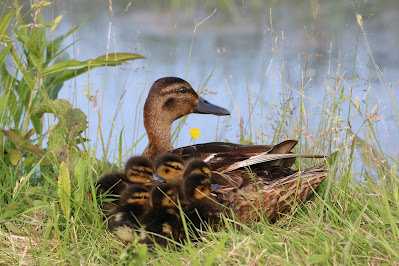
<box><xmin>35</xmin><ymin>99</ymin><xmax>88</xmax><ymax>172</ymax></box>
<box><xmin>41</xmin><ymin>53</ymin><xmax>146</xmax><ymax>75</ymax></box>
<box><xmin>9</xmin><ymin>149</ymin><xmax>23</xmax><ymax>165</ymax></box>
<box><xmin>32</xmin><ymin>99</ymin><xmax>72</xmax><ymax>119</ymax></box>
<box><xmin>50</xmin><ymin>67</ymin><xmax>88</xmax><ymax>87</ymax></box>
<box><xmin>0</xmin><ymin>46</ymin><xmax>11</xmax><ymax>67</ymax></box>
<box><xmin>0</xmin><ymin>8</ymin><xmax>16</xmax><ymax>41</ymax></box>
<box><xmin>2</xmin><ymin>129</ymin><xmax>22</xmax><ymax>146</ymax></box>
<box><xmin>74</xmin><ymin>157</ymin><xmax>87</xmax><ymax>206</ymax></box>
<box><xmin>9</xmin><ymin>46</ymin><xmax>35</xmax><ymax>88</ymax></box>
<box><xmin>31</xmin><ymin>115</ymin><xmax>43</xmax><ymax>135</ymax></box>
<box><xmin>23</xmin><ymin>128</ymin><xmax>36</xmax><ymax>140</ymax></box>
<box><xmin>24</xmin><ymin>144</ymin><xmax>45</xmax><ymax>157</ymax></box>
<box><xmin>58</xmin><ymin>161</ymin><xmax>71</xmax><ymax>218</ymax></box>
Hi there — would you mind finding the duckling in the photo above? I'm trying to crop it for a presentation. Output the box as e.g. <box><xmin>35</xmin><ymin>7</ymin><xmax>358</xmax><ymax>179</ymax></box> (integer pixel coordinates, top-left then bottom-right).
<box><xmin>154</xmin><ymin>153</ymin><xmax>184</xmax><ymax>183</ymax></box>
<box><xmin>182</xmin><ymin>159</ymin><xmax>212</xmax><ymax>178</ymax></box>
<box><xmin>140</xmin><ymin>184</ymin><xmax>181</xmax><ymax>247</ymax></box>
<box><xmin>182</xmin><ymin>159</ymin><xmax>220</xmax><ymax>194</ymax></box>
<box><xmin>125</xmin><ymin>156</ymin><xmax>165</xmax><ymax>188</ymax></box>
<box><xmin>140</xmin><ymin>77</ymin><xmax>328</xmax><ymax>223</ymax></box>
<box><xmin>182</xmin><ymin>173</ymin><xmax>224</xmax><ymax>238</ymax></box>
<box><xmin>108</xmin><ymin>185</ymin><xmax>150</xmax><ymax>243</ymax></box>
<box><xmin>96</xmin><ymin>156</ymin><xmax>164</xmax><ymax>213</ymax></box>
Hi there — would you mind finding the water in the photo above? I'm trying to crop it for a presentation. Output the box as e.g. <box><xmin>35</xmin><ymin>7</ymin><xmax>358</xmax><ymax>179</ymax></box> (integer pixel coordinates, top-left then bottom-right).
<box><xmin>12</xmin><ymin>0</ymin><xmax>399</xmax><ymax>165</ymax></box>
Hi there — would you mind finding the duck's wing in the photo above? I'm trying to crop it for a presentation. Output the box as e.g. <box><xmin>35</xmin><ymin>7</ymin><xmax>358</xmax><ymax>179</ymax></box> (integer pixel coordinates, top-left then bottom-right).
<box><xmin>220</xmin><ymin>153</ymin><xmax>327</xmax><ymax>173</ymax></box>
<box><xmin>171</xmin><ymin>140</ymin><xmax>299</xmax><ymax>169</ymax></box>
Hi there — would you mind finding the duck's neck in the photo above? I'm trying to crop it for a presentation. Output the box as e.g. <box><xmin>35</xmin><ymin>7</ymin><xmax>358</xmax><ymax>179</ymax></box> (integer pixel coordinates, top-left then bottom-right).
<box><xmin>142</xmin><ymin>114</ymin><xmax>174</xmax><ymax>159</ymax></box>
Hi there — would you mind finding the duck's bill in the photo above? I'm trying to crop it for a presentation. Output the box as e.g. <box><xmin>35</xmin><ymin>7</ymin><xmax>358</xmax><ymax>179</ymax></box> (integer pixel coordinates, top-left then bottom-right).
<box><xmin>150</xmin><ymin>173</ymin><xmax>166</xmax><ymax>183</ymax></box>
<box><xmin>194</xmin><ymin>96</ymin><xmax>230</xmax><ymax>116</ymax></box>
<box><xmin>211</xmin><ymin>183</ymin><xmax>220</xmax><ymax>191</ymax></box>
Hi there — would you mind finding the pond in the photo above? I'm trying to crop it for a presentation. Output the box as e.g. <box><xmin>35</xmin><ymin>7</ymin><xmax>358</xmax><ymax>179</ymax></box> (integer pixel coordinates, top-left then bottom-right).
<box><xmin>16</xmin><ymin>0</ymin><xmax>399</xmax><ymax>171</ymax></box>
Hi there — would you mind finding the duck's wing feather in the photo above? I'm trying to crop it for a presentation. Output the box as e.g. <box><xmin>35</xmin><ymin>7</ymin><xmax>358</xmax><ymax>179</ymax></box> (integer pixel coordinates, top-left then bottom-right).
<box><xmin>221</xmin><ymin>153</ymin><xmax>327</xmax><ymax>173</ymax></box>
<box><xmin>171</xmin><ymin>140</ymin><xmax>299</xmax><ymax>169</ymax></box>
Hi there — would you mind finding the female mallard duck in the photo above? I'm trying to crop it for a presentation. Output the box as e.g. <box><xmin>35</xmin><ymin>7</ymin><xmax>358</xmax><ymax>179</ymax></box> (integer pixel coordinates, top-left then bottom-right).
<box><xmin>108</xmin><ymin>185</ymin><xmax>150</xmax><ymax>243</ymax></box>
<box><xmin>96</xmin><ymin>156</ymin><xmax>164</xmax><ymax>212</ymax></box>
<box><xmin>141</xmin><ymin>77</ymin><xmax>328</xmax><ymax>223</ymax></box>
<box><xmin>140</xmin><ymin>184</ymin><xmax>181</xmax><ymax>246</ymax></box>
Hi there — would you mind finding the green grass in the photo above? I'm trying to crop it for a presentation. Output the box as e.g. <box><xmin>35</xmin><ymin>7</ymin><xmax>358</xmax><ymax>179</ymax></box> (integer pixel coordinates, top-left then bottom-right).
<box><xmin>1</xmin><ymin>1</ymin><xmax>398</xmax><ymax>265</ymax></box>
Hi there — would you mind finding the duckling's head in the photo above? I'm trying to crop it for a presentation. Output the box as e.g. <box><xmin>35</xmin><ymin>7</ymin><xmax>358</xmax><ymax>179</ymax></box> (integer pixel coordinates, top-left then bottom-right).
<box><xmin>154</xmin><ymin>153</ymin><xmax>184</xmax><ymax>182</ymax></box>
<box><xmin>125</xmin><ymin>156</ymin><xmax>164</xmax><ymax>185</ymax></box>
<box><xmin>119</xmin><ymin>185</ymin><xmax>150</xmax><ymax>206</ymax></box>
<box><xmin>151</xmin><ymin>184</ymin><xmax>178</xmax><ymax>208</ymax></box>
<box><xmin>183</xmin><ymin>174</ymin><xmax>212</xmax><ymax>201</ymax></box>
<box><xmin>183</xmin><ymin>159</ymin><xmax>212</xmax><ymax>179</ymax></box>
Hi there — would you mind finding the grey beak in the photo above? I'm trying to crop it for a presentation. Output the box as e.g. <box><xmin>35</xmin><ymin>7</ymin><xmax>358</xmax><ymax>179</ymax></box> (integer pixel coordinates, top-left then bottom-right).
<box><xmin>211</xmin><ymin>183</ymin><xmax>220</xmax><ymax>191</ymax></box>
<box><xmin>193</xmin><ymin>96</ymin><xmax>230</xmax><ymax>116</ymax></box>
<box><xmin>150</xmin><ymin>173</ymin><xmax>166</xmax><ymax>183</ymax></box>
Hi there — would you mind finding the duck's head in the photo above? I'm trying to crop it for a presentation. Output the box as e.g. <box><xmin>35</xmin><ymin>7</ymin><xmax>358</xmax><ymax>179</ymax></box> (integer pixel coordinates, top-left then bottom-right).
<box><xmin>125</xmin><ymin>156</ymin><xmax>165</xmax><ymax>185</ymax></box>
<box><xmin>143</xmin><ymin>77</ymin><xmax>230</xmax><ymax>158</ymax></box>
<box><xmin>120</xmin><ymin>185</ymin><xmax>150</xmax><ymax>206</ymax></box>
<box><xmin>183</xmin><ymin>174</ymin><xmax>212</xmax><ymax>201</ymax></box>
<box><xmin>183</xmin><ymin>159</ymin><xmax>212</xmax><ymax>179</ymax></box>
<box><xmin>144</xmin><ymin>77</ymin><xmax>230</xmax><ymax>122</ymax></box>
<box><xmin>151</xmin><ymin>184</ymin><xmax>178</xmax><ymax>208</ymax></box>
<box><xmin>154</xmin><ymin>153</ymin><xmax>184</xmax><ymax>182</ymax></box>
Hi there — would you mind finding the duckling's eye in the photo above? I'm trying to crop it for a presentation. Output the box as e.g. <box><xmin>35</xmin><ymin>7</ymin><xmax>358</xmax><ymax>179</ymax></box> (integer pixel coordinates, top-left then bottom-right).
<box><xmin>140</xmin><ymin>169</ymin><xmax>148</xmax><ymax>173</ymax></box>
<box><xmin>172</xmin><ymin>165</ymin><xmax>181</xmax><ymax>171</ymax></box>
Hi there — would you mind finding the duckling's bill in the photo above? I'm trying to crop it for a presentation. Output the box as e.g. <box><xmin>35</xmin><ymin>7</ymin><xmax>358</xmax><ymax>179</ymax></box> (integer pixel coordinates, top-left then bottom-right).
<box><xmin>194</xmin><ymin>96</ymin><xmax>230</xmax><ymax>116</ymax></box>
<box><xmin>150</xmin><ymin>173</ymin><xmax>166</xmax><ymax>183</ymax></box>
<box><xmin>211</xmin><ymin>183</ymin><xmax>220</xmax><ymax>191</ymax></box>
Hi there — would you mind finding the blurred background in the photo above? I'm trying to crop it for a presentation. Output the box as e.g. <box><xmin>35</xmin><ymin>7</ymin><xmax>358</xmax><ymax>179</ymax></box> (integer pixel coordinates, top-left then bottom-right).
<box><xmin>5</xmin><ymin>0</ymin><xmax>399</xmax><ymax>172</ymax></box>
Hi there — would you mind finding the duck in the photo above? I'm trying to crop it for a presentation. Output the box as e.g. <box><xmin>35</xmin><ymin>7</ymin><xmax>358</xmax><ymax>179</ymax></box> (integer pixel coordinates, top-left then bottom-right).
<box><xmin>182</xmin><ymin>173</ymin><xmax>225</xmax><ymax>238</ymax></box>
<box><xmin>107</xmin><ymin>185</ymin><xmax>150</xmax><ymax>243</ymax></box>
<box><xmin>96</xmin><ymin>156</ymin><xmax>165</xmax><ymax>213</ymax></box>
<box><xmin>139</xmin><ymin>184</ymin><xmax>181</xmax><ymax>247</ymax></box>
<box><xmin>140</xmin><ymin>77</ymin><xmax>328</xmax><ymax>223</ymax></box>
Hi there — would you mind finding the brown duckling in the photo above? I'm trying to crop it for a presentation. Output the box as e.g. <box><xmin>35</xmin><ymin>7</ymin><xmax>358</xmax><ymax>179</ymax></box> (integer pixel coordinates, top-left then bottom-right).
<box><xmin>182</xmin><ymin>159</ymin><xmax>212</xmax><ymax>179</ymax></box>
<box><xmin>154</xmin><ymin>153</ymin><xmax>184</xmax><ymax>183</ymax></box>
<box><xmin>182</xmin><ymin>173</ymin><xmax>224</xmax><ymax>238</ymax></box>
<box><xmin>96</xmin><ymin>156</ymin><xmax>164</xmax><ymax>213</ymax></box>
<box><xmin>108</xmin><ymin>185</ymin><xmax>150</xmax><ymax>243</ymax></box>
<box><xmin>140</xmin><ymin>77</ymin><xmax>328</xmax><ymax>223</ymax></box>
<box><xmin>124</xmin><ymin>156</ymin><xmax>165</xmax><ymax>188</ymax></box>
<box><xmin>140</xmin><ymin>184</ymin><xmax>181</xmax><ymax>247</ymax></box>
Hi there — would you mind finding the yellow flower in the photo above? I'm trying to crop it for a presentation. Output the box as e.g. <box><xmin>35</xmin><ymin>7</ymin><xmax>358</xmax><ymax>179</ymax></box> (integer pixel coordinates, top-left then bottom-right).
<box><xmin>190</xmin><ymin>128</ymin><xmax>201</xmax><ymax>139</ymax></box>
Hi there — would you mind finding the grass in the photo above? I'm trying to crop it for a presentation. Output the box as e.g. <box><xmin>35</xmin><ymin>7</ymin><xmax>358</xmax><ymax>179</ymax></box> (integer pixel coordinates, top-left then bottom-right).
<box><xmin>1</xmin><ymin>1</ymin><xmax>399</xmax><ymax>265</ymax></box>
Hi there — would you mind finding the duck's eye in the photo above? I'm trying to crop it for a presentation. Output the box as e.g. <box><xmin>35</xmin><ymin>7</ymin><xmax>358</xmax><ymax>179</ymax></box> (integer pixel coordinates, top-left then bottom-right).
<box><xmin>140</xmin><ymin>169</ymin><xmax>147</xmax><ymax>173</ymax></box>
<box><xmin>175</xmin><ymin>86</ymin><xmax>188</xmax><ymax>93</ymax></box>
<box><xmin>172</xmin><ymin>165</ymin><xmax>181</xmax><ymax>171</ymax></box>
